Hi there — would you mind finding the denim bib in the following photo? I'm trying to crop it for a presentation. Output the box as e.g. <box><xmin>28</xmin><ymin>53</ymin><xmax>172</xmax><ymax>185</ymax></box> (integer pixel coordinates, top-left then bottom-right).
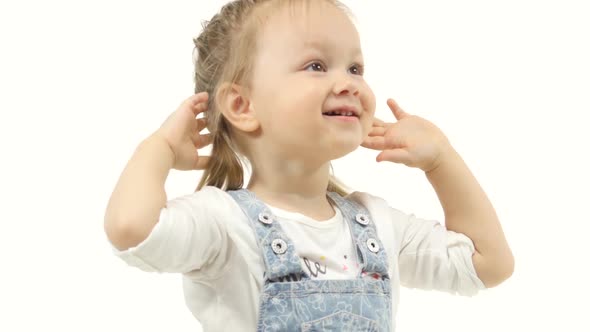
<box><xmin>228</xmin><ymin>189</ymin><xmax>393</xmax><ymax>331</ymax></box>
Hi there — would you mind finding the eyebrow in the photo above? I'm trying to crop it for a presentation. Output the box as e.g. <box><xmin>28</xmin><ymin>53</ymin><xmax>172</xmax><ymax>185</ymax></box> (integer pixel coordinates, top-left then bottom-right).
<box><xmin>303</xmin><ymin>40</ymin><xmax>363</xmax><ymax>57</ymax></box>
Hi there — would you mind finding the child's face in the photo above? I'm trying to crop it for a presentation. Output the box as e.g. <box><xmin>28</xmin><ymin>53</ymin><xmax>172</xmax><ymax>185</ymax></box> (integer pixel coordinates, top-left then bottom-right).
<box><xmin>248</xmin><ymin>1</ymin><xmax>376</xmax><ymax>163</ymax></box>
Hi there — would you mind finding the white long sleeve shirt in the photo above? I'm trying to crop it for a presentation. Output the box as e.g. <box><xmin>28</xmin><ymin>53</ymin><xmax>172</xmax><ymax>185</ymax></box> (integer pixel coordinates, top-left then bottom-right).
<box><xmin>112</xmin><ymin>186</ymin><xmax>485</xmax><ymax>331</ymax></box>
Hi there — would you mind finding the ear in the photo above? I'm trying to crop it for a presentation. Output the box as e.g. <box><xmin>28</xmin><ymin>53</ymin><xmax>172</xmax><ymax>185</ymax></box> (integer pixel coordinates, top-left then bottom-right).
<box><xmin>216</xmin><ymin>82</ymin><xmax>260</xmax><ymax>133</ymax></box>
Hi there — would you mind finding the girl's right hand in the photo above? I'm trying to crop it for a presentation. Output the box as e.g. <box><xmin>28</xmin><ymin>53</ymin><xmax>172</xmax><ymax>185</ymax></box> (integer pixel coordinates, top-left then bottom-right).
<box><xmin>154</xmin><ymin>92</ymin><xmax>212</xmax><ymax>171</ymax></box>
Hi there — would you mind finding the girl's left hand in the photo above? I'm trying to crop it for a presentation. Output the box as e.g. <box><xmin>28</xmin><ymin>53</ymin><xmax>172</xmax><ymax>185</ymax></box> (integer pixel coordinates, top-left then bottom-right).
<box><xmin>361</xmin><ymin>98</ymin><xmax>453</xmax><ymax>173</ymax></box>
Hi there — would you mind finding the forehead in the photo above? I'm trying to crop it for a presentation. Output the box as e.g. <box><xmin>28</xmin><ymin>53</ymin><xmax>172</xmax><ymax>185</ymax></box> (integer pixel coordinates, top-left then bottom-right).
<box><xmin>255</xmin><ymin>1</ymin><xmax>361</xmax><ymax>54</ymax></box>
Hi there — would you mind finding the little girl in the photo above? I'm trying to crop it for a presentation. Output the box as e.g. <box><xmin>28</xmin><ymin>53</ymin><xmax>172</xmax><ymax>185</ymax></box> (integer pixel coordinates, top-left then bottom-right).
<box><xmin>105</xmin><ymin>0</ymin><xmax>514</xmax><ymax>331</ymax></box>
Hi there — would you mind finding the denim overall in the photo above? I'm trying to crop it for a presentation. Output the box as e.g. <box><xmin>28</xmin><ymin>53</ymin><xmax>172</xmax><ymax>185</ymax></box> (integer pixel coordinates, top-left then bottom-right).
<box><xmin>227</xmin><ymin>189</ymin><xmax>393</xmax><ymax>332</ymax></box>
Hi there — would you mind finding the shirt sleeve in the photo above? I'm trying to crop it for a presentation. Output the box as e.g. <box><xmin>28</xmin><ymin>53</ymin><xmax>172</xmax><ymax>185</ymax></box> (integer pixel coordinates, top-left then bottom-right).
<box><xmin>396</xmin><ymin>211</ymin><xmax>486</xmax><ymax>296</ymax></box>
<box><xmin>110</xmin><ymin>187</ymin><xmax>231</xmax><ymax>277</ymax></box>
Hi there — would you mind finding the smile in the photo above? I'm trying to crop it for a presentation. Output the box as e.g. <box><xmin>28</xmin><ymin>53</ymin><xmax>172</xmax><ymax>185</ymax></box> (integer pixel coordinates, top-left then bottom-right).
<box><xmin>323</xmin><ymin>111</ymin><xmax>357</xmax><ymax>117</ymax></box>
<box><xmin>322</xmin><ymin>105</ymin><xmax>360</xmax><ymax>118</ymax></box>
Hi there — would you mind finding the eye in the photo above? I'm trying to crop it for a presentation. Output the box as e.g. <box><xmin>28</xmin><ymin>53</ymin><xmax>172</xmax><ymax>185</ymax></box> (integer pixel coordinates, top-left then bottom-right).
<box><xmin>304</xmin><ymin>61</ymin><xmax>326</xmax><ymax>72</ymax></box>
<box><xmin>349</xmin><ymin>63</ymin><xmax>364</xmax><ymax>76</ymax></box>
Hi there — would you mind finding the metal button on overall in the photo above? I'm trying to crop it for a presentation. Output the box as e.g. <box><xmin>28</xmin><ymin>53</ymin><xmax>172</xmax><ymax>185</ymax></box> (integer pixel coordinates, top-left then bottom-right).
<box><xmin>258</xmin><ymin>212</ymin><xmax>273</xmax><ymax>225</ymax></box>
<box><xmin>271</xmin><ymin>239</ymin><xmax>288</xmax><ymax>254</ymax></box>
<box><xmin>367</xmin><ymin>238</ymin><xmax>380</xmax><ymax>253</ymax></box>
<box><xmin>355</xmin><ymin>213</ymin><xmax>370</xmax><ymax>226</ymax></box>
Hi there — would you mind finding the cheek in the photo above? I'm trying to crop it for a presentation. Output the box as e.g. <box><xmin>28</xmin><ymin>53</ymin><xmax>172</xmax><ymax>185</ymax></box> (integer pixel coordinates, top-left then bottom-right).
<box><xmin>361</xmin><ymin>116</ymin><xmax>374</xmax><ymax>138</ymax></box>
<box><xmin>362</xmin><ymin>88</ymin><xmax>377</xmax><ymax>130</ymax></box>
<box><xmin>281</xmin><ymin>88</ymin><xmax>323</xmax><ymax>119</ymax></box>
<box><xmin>358</xmin><ymin>80</ymin><xmax>376</xmax><ymax>109</ymax></box>
<box><xmin>365</xmin><ymin>88</ymin><xmax>377</xmax><ymax>116</ymax></box>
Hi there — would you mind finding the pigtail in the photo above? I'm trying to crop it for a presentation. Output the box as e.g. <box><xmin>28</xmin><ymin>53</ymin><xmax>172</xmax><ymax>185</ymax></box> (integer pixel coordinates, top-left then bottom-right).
<box><xmin>328</xmin><ymin>165</ymin><xmax>350</xmax><ymax>197</ymax></box>
<box><xmin>197</xmin><ymin>119</ymin><xmax>244</xmax><ymax>191</ymax></box>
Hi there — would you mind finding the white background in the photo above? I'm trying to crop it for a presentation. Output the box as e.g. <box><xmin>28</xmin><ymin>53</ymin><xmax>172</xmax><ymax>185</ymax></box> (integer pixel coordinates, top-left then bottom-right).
<box><xmin>1</xmin><ymin>0</ymin><xmax>589</xmax><ymax>331</ymax></box>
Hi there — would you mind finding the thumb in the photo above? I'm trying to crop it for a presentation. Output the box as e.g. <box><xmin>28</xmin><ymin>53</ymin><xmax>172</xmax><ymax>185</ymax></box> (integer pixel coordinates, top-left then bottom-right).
<box><xmin>387</xmin><ymin>98</ymin><xmax>409</xmax><ymax>121</ymax></box>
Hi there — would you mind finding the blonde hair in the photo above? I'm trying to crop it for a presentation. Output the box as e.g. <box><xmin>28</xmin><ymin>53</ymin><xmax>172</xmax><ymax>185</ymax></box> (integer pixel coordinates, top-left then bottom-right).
<box><xmin>193</xmin><ymin>0</ymin><xmax>351</xmax><ymax>197</ymax></box>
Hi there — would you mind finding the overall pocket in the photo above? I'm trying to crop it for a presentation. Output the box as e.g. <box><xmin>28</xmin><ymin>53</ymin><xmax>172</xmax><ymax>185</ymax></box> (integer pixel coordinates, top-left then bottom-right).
<box><xmin>300</xmin><ymin>310</ymin><xmax>379</xmax><ymax>332</ymax></box>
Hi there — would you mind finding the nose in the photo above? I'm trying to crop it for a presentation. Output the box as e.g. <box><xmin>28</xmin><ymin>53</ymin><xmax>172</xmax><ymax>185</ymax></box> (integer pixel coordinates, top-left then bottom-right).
<box><xmin>332</xmin><ymin>74</ymin><xmax>360</xmax><ymax>97</ymax></box>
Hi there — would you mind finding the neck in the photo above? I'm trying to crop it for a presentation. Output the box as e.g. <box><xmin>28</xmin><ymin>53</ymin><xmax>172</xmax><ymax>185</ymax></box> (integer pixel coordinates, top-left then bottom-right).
<box><xmin>246</xmin><ymin>160</ymin><xmax>335</xmax><ymax>220</ymax></box>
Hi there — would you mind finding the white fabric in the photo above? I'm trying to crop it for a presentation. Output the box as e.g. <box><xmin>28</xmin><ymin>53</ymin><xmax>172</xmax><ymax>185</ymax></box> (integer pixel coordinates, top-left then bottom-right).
<box><xmin>268</xmin><ymin>205</ymin><xmax>364</xmax><ymax>280</ymax></box>
<box><xmin>112</xmin><ymin>186</ymin><xmax>486</xmax><ymax>331</ymax></box>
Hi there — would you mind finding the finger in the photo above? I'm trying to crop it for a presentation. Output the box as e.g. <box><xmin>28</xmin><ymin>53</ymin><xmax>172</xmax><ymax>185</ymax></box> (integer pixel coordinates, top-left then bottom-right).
<box><xmin>376</xmin><ymin>149</ymin><xmax>411</xmax><ymax>164</ymax></box>
<box><xmin>188</xmin><ymin>92</ymin><xmax>209</xmax><ymax>116</ymax></box>
<box><xmin>190</xmin><ymin>91</ymin><xmax>209</xmax><ymax>104</ymax></box>
<box><xmin>387</xmin><ymin>98</ymin><xmax>408</xmax><ymax>121</ymax></box>
<box><xmin>191</xmin><ymin>100</ymin><xmax>208</xmax><ymax>117</ymax></box>
<box><xmin>194</xmin><ymin>155</ymin><xmax>211</xmax><ymax>170</ymax></box>
<box><xmin>190</xmin><ymin>127</ymin><xmax>205</xmax><ymax>144</ymax></box>
<box><xmin>195</xmin><ymin>133</ymin><xmax>213</xmax><ymax>148</ymax></box>
<box><xmin>368</xmin><ymin>120</ymin><xmax>401</xmax><ymax>137</ymax></box>
<box><xmin>361</xmin><ymin>136</ymin><xmax>386</xmax><ymax>150</ymax></box>
<box><xmin>367</xmin><ymin>126</ymin><xmax>386</xmax><ymax>137</ymax></box>
<box><xmin>372</xmin><ymin>117</ymin><xmax>387</xmax><ymax>127</ymax></box>
<box><xmin>196</xmin><ymin>117</ymin><xmax>208</xmax><ymax>132</ymax></box>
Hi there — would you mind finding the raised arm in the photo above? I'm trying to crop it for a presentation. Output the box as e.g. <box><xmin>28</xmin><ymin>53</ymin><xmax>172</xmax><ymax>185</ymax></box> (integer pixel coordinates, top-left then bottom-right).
<box><xmin>426</xmin><ymin>146</ymin><xmax>514</xmax><ymax>287</ymax></box>
<box><xmin>362</xmin><ymin>98</ymin><xmax>514</xmax><ymax>288</ymax></box>
<box><xmin>104</xmin><ymin>93</ymin><xmax>211</xmax><ymax>251</ymax></box>
<box><xmin>104</xmin><ymin>135</ymin><xmax>174</xmax><ymax>250</ymax></box>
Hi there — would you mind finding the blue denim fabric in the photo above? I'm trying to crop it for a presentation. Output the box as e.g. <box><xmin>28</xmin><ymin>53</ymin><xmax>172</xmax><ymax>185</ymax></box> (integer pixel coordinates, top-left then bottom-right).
<box><xmin>228</xmin><ymin>189</ymin><xmax>393</xmax><ymax>331</ymax></box>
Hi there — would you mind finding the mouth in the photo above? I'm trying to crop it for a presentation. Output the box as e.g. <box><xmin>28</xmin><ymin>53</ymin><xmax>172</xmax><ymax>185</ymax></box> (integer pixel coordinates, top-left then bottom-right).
<box><xmin>322</xmin><ymin>105</ymin><xmax>360</xmax><ymax>118</ymax></box>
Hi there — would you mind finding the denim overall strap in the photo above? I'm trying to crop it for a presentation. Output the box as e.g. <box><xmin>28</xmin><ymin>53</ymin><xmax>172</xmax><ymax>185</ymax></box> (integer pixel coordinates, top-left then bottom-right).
<box><xmin>327</xmin><ymin>191</ymin><xmax>390</xmax><ymax>279</ymax></box>
<box><xmin>227</xmin><ymin>189</ymin><xmax>307</xmax><ymax>281</ymax></box>
<box><xmin>228</xmin><ymin>189</ymin><xmax>394</xmax><ymax>331</ymax></box>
